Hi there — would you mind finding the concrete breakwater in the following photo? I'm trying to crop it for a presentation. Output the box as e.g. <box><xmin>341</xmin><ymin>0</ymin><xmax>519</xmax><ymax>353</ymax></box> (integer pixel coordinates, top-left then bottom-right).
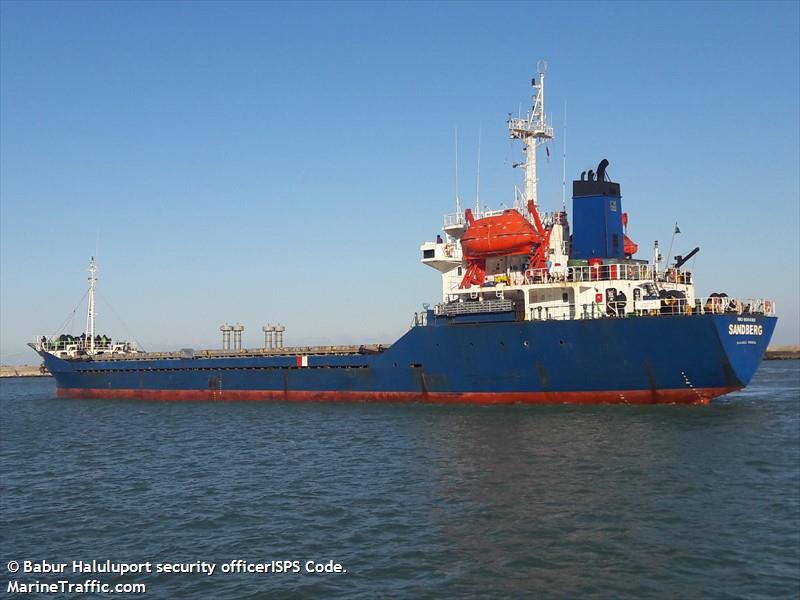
<box><xmin>0</xmin><ymin>365</ymin><xmax>50</xmax><ymax>377</ymax></box>
<box><xmin>765</xmin><ymin>345</ymin><xmax>800</xmax><ymax>360</ymax></box>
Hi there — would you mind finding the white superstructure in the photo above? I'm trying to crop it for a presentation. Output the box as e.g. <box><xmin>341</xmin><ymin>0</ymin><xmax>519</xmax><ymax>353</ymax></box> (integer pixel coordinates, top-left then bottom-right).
<box><xmin>420</xmin><ymin>63</ymin><xmax>775</xmax><ymax>323</ymax></box>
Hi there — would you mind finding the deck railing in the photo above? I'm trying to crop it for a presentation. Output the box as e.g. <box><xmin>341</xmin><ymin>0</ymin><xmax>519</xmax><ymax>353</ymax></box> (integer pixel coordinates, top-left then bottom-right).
<box><xmin>453</xmin><ymin>263</ymin><xmax>692</xmax><ymax>290</ymax></box>
<box><xmin>526</xmin><ymin>296</ymin><xmax>776</xmax><ymax>321</ymax></box>
<box><xmin>443</xmin><ymin>213</ymin><xmax>464</xmax><ymax>227</ymax></box>
<box><xmin>32</xmin><ymin>335</ymin><xmax>138</xmax><ymax>356</ymax></box>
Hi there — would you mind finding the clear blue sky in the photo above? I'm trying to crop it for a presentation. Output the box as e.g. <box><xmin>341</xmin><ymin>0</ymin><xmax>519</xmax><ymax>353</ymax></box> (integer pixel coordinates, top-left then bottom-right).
<box><xmin>1</xmin><ymin>1</ymin><xmax>798</xmax><ymax>363</ymax></box>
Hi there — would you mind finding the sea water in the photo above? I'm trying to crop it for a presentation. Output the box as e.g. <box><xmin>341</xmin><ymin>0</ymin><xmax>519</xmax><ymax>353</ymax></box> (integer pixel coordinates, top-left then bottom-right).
<box><xmin>1</xmin><ymin>361</ymin><xmax>798</xmax><ymax>598</ymax></box>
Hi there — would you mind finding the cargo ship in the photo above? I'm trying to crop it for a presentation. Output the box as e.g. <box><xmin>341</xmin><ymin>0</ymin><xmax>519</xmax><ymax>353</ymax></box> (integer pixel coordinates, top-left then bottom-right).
<box><xmin>31</xmin><ymin>63</ymin><xmax>777</xmax><ymax>404</ymax></box>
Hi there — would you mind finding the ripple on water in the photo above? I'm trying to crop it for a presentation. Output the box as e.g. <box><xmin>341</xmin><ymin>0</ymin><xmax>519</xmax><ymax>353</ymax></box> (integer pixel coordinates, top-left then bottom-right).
<box><xmin>1</xmin><ymin>363</ymin><xmax>798</xmax><ymax>598</ymax></box>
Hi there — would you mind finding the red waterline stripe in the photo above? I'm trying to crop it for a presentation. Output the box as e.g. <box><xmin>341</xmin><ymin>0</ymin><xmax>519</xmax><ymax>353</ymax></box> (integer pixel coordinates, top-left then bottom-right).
<box><xmin>56</xmin><ymin>387</ymin><xmax>740</xmax><ymax>405</ymax></box>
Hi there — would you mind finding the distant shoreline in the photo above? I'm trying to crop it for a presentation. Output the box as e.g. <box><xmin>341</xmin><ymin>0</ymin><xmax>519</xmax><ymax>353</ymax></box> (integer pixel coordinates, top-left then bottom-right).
<box><xmin>764</xmin><ymin>345</ymin><xmax>800</xmax><ymax>361</ymax></box>
<box><xmin>2</xmin><ymin>346</ymin><xmax>799</xmax><ymax>378</ymax></box>
<box><xmin>1</xmin><ymin>365</ymin><xmax>50</xmax><ymax>377</ymax></box>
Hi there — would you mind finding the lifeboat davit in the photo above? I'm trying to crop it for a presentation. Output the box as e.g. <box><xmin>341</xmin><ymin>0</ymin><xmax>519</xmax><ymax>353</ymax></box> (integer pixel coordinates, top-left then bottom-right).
<box><xmin>460</xmin><ymin>208</ymin><xmax>543</xmax><ymax>259</ymax></box>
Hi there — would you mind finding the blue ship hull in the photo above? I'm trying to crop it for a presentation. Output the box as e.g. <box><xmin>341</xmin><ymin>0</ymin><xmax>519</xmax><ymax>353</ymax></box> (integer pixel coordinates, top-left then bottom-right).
<box><xmin>41</xmin><ymin>313</ymin><xmax>776</xmax><ymax>405</ymax></box>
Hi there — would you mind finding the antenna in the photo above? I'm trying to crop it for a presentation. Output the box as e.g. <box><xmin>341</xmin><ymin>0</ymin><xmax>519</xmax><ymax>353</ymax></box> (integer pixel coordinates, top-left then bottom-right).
<box><xmin>562</xmin><ymin>100</ymin><xmax>567</xmax><ymax>211</ymax></box>
<box><xmin>476</xmin><ymin>125</ymin><xmax>482</xmax><ymax>215</ymax></box>
<box><xmin>454</xmin><ymin>127</ymin><xmax>461</xmax><ymax>219</ymax></box>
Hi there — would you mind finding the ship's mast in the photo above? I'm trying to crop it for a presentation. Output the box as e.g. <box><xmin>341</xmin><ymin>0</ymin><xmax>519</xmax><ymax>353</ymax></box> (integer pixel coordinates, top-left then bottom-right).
<box><xmin>454</xmin><ymin>128</ymin><xmax>462</xmax><ymax>219</ymax></box>
<box><xmin>508</xmin><ymin>60</ymin><xmax>554</xmax><ymax>209</ymax></box>
<box><xmin>85</xmin><ymin>257</ymin><xmax>96</xmax><ymax>354</ymax></box>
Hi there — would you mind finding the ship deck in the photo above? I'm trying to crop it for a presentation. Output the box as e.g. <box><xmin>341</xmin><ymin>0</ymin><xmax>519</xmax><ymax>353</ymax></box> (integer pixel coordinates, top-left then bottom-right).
<box><xmin>82</xmin><ymin>344</ymin><xmax>390</xmax><ymax>362</ymax></box>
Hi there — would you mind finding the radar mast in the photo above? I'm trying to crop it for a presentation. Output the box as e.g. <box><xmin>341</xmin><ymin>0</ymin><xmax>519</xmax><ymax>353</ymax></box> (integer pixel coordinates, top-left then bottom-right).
<box><xmin>508</xmin><ymin>60</ymin><xmax>554</xmax><ymax>209</ymax></box>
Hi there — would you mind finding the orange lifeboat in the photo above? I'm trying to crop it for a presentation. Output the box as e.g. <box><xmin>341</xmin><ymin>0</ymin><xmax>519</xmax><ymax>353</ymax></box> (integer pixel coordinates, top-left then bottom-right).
<box><xmin>621</xmin><ymin>212</ymin><xmax>638</xmax><ymax>256</ymax></box>
<box><xmin>624</xmin><ymin>234</ymin><xmax>638</xmax><ymax>256</ymax></box>
<box><xmin>458</xmin><ymin>203</ymin><xmax>550</xmax><ymax>289</ymax></box>
<box><xmin>460</xmin><ymin>209</ymin><xmax>543</xmax><ymax>259</ymax></box>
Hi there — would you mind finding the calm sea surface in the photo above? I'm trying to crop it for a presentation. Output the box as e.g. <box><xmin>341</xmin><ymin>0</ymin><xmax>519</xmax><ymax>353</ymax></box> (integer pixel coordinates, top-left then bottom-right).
<box><xmin>1</xmin><ymin>361</ymin><xmax>798</xmax><ymax>599</ymax></box>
